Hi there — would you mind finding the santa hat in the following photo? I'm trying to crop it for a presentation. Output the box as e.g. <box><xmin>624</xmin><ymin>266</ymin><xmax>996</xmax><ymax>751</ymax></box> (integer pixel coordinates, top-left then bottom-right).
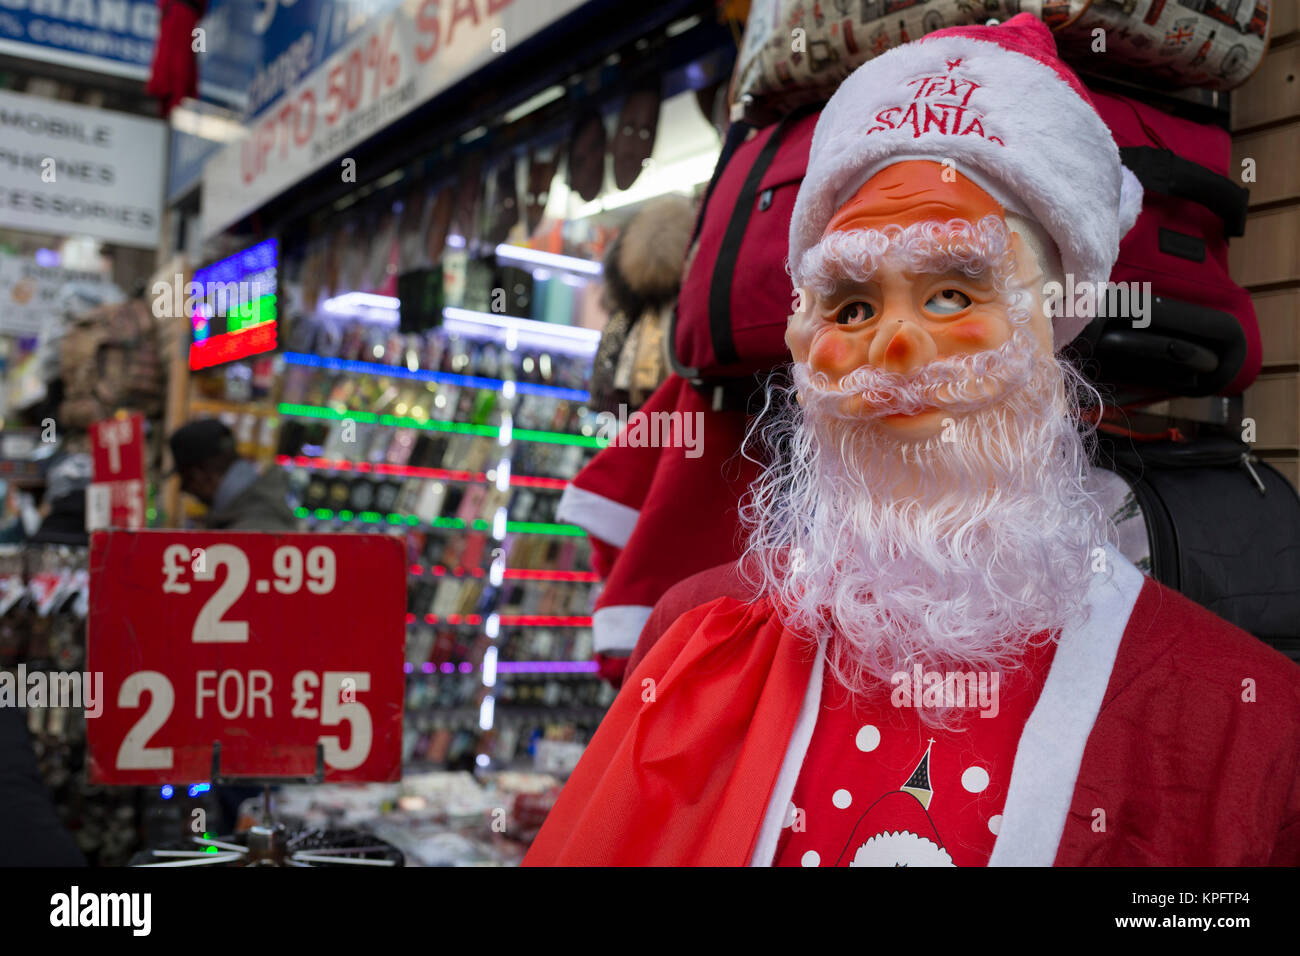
<box><xmin>788</xmin><ymin>13</ymin><xmax>1144</xmax><ymax>348</ymax></box>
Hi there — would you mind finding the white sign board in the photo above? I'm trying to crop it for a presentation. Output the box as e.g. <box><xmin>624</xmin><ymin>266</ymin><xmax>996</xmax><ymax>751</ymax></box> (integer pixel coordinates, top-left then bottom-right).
<box><xmin>0</xmin><ymin>88</ymin><xmax>165</xmax><ymax>247</ymax></box>
<box><xmin>0</xmin><ymin>255</ymin><xmax>117</xmax><ymax>336</ymax></box>
<box><xmin>200</xmin><ymin>0</ymin><xmax>586</xmax><ymax>239</ymax></box>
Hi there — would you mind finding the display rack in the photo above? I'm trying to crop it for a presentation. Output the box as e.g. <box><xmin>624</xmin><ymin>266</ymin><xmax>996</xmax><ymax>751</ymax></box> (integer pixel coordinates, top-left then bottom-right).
<box><xmin>266</xmin><ymin>248</ymin><xmax>615</xmax><ymax>774</ymax></box>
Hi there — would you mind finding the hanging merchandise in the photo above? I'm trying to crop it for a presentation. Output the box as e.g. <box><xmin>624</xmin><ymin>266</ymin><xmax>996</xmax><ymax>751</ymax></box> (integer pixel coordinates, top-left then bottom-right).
<box><xmin>567</xmin><ymin>109</ymin><xmax>607</xmax><ymax>202</ymax></box>
<box><xmin>611</xmin><ymin>82</ymin><xmax>662</xmax><ymax>190</ymax></box>
<box><xmin>59</xmin><ymin>298</ymin><xmax>164</xmax><ymax>430</ymax></box>
<box><xmin>485</xmin><ymin>160</ymin><xmax>520</xmax><ymax>246</ymax></box>
<box><xmin>694</xmin><ymin>78</ymin><xmax>730</xmax><ymax>136</ymax></box>
<box><xmin>731</xmin><ymin>1</ymin><xmax>1272</xmax><ymax>126</ymax></box>
<box><xmin>367</xmin><ymin>207</ymin><xmax>400</xmax><ymax>293</ymax></box>
<box><xmin>1051</xmin><ymin>0</ymin><xmax>1272</xmax><ymax>91</ymax></box>
<box><xmin>524</xmin><ymin>147</ymin><xmax>561</xmax><ymax>236</ymax></box>
<box><xmin>424</xmin><ymin>186</ymin><xmax>455</xmax><ymax>265</ymax></box>
<box><xmin>341</xmin><ymin>215</ymin><xmax>370</xmax><ymax>294</ymax></box>
<box><xmin>145</xmin><ymin>0</ymin><xmax>207</xmax><ymax>117</ymax></box>
<box><xmin>730</xmin><ymin>0</ymin><xmax>1022</xmax><ymax>124</ymax></box>
<box><xmin>322</xmin><ymin>229</ymin><xmax>343</xmax><ymax>301</ymax></box>
<box><xmin>556</xmin><ymin>375</ymin><xmax>762</xmax><ymax>675</ymax></box>
<box><xmin>398</xmin><ymin>185</ymin><xmax>431</xmax><ymax>273</ymax></box>
<box><xmin>300</xmin><ymin>239</ymin><xmax>325</xmax><ymax>314</ymax></box>
<box><xmin>590</xmin><ymin>195</ymin><xmax>696</xmax><ymax>410</ymax></box>
<box><xmin>452</xmin><ymin>155</ymin><xmax>485</xmax><ymax>245</ymax></box>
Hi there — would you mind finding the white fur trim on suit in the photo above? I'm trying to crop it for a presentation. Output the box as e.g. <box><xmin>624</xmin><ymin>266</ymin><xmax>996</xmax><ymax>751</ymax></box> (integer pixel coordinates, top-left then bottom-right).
<box><xmin>987</xmin><ymin>544</ymin><xmax>1145</xmax><ymax>866</ymax></box>
<box><xmin>789</xmin><ymin>33</ymin><xmax>1144</xmax><ymax>348</ymax></box>
<box><xmin>591</xmin><ymin>604</ymin><xmax>653</xmax><ymax>655</ymax></box>
<box><xmin>750</xmin><ymin>637</ymin><xmax>826</xmax><ymax>867</ymax></box>
<box><xmin>556</xmin><ymin>484</ymin><xmax>640</xmax><ymax>549</ymax></box>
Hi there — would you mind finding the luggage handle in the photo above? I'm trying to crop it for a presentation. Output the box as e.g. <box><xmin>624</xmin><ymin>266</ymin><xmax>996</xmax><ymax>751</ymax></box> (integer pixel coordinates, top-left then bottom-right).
<box><xmin>1119</xmin><ymin>146</ymin><xmax>1249</xmax><ymax>238</ymax></box>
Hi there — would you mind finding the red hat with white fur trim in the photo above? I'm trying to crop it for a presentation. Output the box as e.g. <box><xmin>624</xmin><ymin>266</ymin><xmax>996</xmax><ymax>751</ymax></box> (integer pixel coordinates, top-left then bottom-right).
<box><xmin>788</xmin><ymin>13</ymin><xmax>1144</xmax><ymax>348</ymax></box>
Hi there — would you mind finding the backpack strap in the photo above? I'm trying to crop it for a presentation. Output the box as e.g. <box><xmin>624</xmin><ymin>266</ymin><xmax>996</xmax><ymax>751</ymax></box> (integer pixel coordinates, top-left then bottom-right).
<box><xmin>666</xmin><ymin>117</ymin><xmax>755</xmax><ymax>382</ymax></box>
<box><xmin>1119</xmin><ymin>145</ymin><xmax>1249</xmax><ymax>238</ymax></box>
<box><xmin>707</xmin><ymin>103</ymin><xmax>817</xmax><ymax>367</ymax></box>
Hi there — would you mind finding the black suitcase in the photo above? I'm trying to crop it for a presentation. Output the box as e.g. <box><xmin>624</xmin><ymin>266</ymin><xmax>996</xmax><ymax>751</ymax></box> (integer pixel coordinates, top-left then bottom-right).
<box><xmin>1093</xmin><ymin>435</ymin><xmax>1300</xmax><ymax>658</ymax></box>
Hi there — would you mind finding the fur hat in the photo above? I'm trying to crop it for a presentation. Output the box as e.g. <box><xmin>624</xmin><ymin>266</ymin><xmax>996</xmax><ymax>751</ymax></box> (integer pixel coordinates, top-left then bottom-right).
<box><xmin>605</xmin><ymin>195</ymin><xmax>696</xmax><ymax>318</ymax></box>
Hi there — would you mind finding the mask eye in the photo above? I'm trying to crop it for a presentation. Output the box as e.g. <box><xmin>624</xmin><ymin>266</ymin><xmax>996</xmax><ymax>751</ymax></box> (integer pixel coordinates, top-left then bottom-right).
<box><xmin>924</xmin><ymin>289</ymin><xmax>972</xmax><ymax>315</ymax></box>
<box><xmin>835</xmin><ymin>301</ymin><xmax>874</xmax><ymax>325</ymax></box>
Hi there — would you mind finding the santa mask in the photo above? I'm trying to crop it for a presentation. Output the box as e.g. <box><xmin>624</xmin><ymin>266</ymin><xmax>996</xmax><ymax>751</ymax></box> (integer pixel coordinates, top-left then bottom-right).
<box><xmin>746</xmin><ymin>160</ymin><xmax>1107</xmax><ymax>721</ymax></box>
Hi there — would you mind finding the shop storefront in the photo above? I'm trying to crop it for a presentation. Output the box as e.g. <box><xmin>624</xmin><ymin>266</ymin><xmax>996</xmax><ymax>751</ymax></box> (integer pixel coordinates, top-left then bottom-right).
<box><xmin>3</xmin><ymin>0</ymin><xmax>1299</xmax><ymax>898</ymax></box>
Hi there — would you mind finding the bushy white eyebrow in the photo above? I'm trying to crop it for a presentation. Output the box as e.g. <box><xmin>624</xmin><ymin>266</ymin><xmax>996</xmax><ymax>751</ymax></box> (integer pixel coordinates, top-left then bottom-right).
<box><xmin>795</xmin><ymin>215</ymin><xmax>1013</xmax><ymax>299</ymax></box>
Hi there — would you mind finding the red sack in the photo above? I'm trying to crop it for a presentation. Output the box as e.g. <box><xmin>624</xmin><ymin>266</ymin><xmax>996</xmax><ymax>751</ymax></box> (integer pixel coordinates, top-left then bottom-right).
<box><xmin>1083</xmin><ymin>88</ymin><xmax>1260</xmax><ymax>397</ymax></box>
<box><xmin>671</xmin><ymin>106</ymin><xmax>819</xmax><ymax>387</ymax></box>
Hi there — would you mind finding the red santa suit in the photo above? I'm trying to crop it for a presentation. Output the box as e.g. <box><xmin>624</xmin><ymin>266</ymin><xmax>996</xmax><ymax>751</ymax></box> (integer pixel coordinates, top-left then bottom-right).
<box><xmin>524</xmin><ymin>548</ymin><xmax>1300</xmax><ymax>865</ymax></box>
<box><xmin>556</xmin><ymin>374</ymin><xmax>762</xmax><ymax>683</ymax></box>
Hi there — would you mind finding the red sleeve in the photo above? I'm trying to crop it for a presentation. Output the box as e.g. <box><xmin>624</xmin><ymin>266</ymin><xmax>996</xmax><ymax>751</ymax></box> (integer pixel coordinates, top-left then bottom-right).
<box><xmin>625</xmin><ymin>560</ymin><xmax>755</xmax><ymax>679</ymax></box>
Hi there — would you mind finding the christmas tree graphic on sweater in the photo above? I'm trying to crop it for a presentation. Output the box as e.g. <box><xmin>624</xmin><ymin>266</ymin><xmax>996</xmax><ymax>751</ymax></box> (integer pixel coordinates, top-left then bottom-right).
<box><xmin>839</xmin><ymin>739</ymin><xmax>957</xmax><ymax>867</ymax></box>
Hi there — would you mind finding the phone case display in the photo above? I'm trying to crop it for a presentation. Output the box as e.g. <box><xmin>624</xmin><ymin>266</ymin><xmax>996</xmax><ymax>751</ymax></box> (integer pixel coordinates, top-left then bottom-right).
<box><xmin>0</xmin><ymin>546</ymin><xmax>143</xmax><ymax>867</ymax></box>
<box><xmin>278</xmin><ymin>314</ymin><xmax>609</xmax><ymax>776</ymax></box>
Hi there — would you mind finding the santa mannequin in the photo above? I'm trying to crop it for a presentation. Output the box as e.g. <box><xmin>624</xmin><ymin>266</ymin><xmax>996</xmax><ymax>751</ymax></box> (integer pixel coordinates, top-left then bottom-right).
<box><xmin>524</xmin><ymin>15</ymin><xmax>1300</xmax><ymax>867</ymax></box>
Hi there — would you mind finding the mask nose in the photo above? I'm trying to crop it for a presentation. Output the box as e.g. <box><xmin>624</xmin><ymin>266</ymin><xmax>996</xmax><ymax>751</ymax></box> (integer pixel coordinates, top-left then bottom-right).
<box><xmin>871</xmin><ymin>319</ymin><xmax>938</xmax><ymax>374</ymax></box>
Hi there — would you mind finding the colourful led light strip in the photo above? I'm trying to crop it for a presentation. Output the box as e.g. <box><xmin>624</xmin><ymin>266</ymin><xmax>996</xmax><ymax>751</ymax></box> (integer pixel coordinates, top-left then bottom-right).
<box><xmin>281</xmin><ymin>352</ymin><xmax>591</xmax><ymax>402</ymax></box>
<box><xmin>401</xmin><ymin>613</ymin><xmax>592</xmax><ymax>628</ymax></box>
<box><xmin>278</xmin><ymin>403</ymin><xmax>605</xmax><ymax>448</ymax></box>
<box><xmin>401</xmin><ymin>661</ymin><xmax>600</xmax><ymax>674</ymax></box>
<box><xmin>190</xmin><ymin>319</ymin><xmax>278</xmax><ymax>371</ymax></box>
<box><xmin>294</xmin><ymin>507</ymin><xmax>585</xmax><ymax>537</ymax></box>
<box><xmin>276</xmin><ymin>454</ymin><xmax>568</xmax><ymax>490</ymax></box>
<box><xmin>503</xmin><ymin>569</ymin><xmax>600</xmax><ymax>582</ymax></box>
<box><xmin>407</xmin><ymin>565</ymin><xmax>596</xmax><ymax>582</ymax></box>
<box><xmin>496</xmin><ymin>615</ymin><xmax>593</xmax><ymax>627</ymax></box>
<box><xmin>419</xmin><ymin>613</ymin><xmax>484</xmax><ymax>626</ymax></box>
<box><xmin>411</xmin><ymin>564</ymin><xmax>486</xmax><ymax>577</ymax></box>
<box><xmin>495</xmin><ymin>661</ymin><xmax>600</xmax><ymax>673</ymax></box>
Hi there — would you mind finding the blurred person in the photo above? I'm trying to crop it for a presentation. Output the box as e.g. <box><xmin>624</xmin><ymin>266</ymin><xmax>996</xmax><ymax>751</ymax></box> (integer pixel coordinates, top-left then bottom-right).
<box><xmin>168</xmin><ymin>419</ymin><xmax>297</xmax><ymax>532</ymax></box>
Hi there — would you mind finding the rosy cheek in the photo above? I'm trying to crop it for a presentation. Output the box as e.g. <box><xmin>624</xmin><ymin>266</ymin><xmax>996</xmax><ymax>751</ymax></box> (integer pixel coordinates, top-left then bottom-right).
<box><xmin>808</xmin><ymin>331</ymin><xmax>854</xmax><ymax>373</ymax></box>
<box><xmin>939</xmin><ymin>314</ymin><xmax>1007</xmax><ymax>349</ymax></box>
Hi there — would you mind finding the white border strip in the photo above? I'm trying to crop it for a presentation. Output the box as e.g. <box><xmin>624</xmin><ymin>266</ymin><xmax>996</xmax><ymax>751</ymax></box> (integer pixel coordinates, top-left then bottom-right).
<box><xmin>750</xmin><ymin>639</ymin><xmax>826</xmax><ymax>866</ymax></box>
<box><xmin>556</xmin><ymin>485</ymin><xmax>639</xmax><ymax>548</ymax></box>
<box><xmin>592</xmin><ymin>604</ymin><xmax>653</xmax><ymax>655</ymax></box>
<box><xmin>0</xmin><ymin>39</ymin><xmax>149</xmax><ymax>80</ymax></box>
<box><xmin>988</xmin><ymin>545</ymin><xmax>1145</xmax><ymax>866</ymax></box>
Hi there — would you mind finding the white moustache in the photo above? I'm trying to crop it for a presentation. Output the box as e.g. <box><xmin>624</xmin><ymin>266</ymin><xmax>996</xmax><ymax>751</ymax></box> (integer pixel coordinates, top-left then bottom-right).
<box><xmin>795</xmin><ymin>333</ymin><xmax>1038</xmax><ymax>421</ymax></box>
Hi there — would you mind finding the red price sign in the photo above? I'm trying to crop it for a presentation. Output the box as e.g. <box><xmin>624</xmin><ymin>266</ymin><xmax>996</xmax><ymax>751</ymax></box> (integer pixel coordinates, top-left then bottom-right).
<box><xmin>90</xmin><ymin>414</ymin><xmax>144</xmax><ymax>482</ymax></box>
<box><xmin>87</xmin><ymin>414</ymin><xmax>146</xmax><ymax>530</ymax></box>
<box><xmin>86</xmin><ymin>530</ymin><xmax>405</xmax><ymax>784</ymax></box>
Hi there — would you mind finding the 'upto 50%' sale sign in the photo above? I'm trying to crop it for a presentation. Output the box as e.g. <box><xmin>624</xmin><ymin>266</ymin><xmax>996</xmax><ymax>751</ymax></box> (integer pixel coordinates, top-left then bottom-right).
<box><xmin>87</xmin><ymin>530</ymin><xmax>405</xmax><ymax>784</ymax></box>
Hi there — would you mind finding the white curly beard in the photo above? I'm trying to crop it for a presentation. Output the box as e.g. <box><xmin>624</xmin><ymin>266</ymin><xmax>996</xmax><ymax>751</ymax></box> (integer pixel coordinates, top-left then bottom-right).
<box><xmin>742</xmin><ymin>235</ymin><xmax>1108</xmax><ymax>723</ymax></box>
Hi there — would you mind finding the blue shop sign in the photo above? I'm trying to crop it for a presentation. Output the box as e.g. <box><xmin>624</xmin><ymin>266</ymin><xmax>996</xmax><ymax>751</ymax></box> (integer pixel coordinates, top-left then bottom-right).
<box><xmin>0</xmin><ymin>0</ymin><xmax>159</xmax><ymax>79</ymax></box>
